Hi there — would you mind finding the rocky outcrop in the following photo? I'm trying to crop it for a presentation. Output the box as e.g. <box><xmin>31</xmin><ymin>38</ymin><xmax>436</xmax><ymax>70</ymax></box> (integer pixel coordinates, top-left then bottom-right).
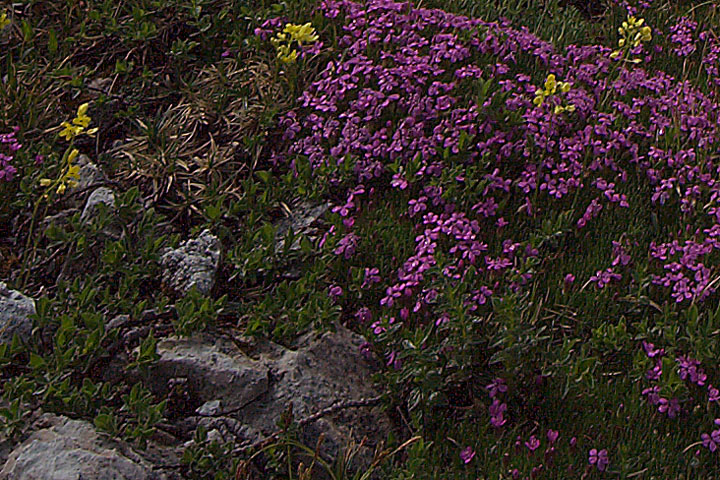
<box><xmin>148</xmin><ymin>333</ymin><xmax>270</xmax><ymax>412</ymax></box>
<box><xmin>151</xmin><ymin>324</ymin><xmax>390</xmax><ymax>470</ymax></box>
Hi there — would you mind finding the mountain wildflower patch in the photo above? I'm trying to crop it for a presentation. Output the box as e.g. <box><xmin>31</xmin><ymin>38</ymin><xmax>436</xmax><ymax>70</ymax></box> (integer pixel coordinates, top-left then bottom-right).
<box><xmin>265</xmin><ymin>0</ymin><xmax>720</xmax><ymax>475</ymax></box>
<box><xmin>5</xmin><ymin>0</ymin><xmax>720</xmax><ymax>478</ymax></box>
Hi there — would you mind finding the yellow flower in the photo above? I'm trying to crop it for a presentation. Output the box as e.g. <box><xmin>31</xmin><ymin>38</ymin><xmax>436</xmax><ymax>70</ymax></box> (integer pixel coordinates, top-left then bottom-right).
<box><xmin>73</xmin><ymin>103</ymin><xmax>91</xmax><ymax>128</ymax></box>
<box><xmin>640</xmin><ymin>26</ymin><xmax>652</xmax><ymax>42</ymax></box>
<box><xmin>284</xmin><ymin>22</ymin><xmax>319</xmax><ymax>45</ymax></box>
<box><xmin>66</xmin><ymin>164</ymin><xmax>80</xmax><ymax>181</ymax></box>
<box><xmin>0</xmin><ymin>12</ymin><xmax>10</xmax><ymax>30</ymax></box>
<box><xmin>39</xmin><ymin>178</ymin><xmax>52</xmax><ymax>187</ymax></box>
<box><xmin>279</xmin><ymin>49</ymin><xmax>299</xmax><ymax>63</ymax></box>
<box><xmin>59</xmin><ymin>121</ymin><xmax>83</xmax><ymax>141</ymax></box>
<box><xmin>544</xmin><ymin>74</ymin><xmax>557</xmax><ymax>95</ymax></box>
<box><xmin>271</xmin><ymin>21</ymin><xmax>318</xmax><ymax>65</ymax></box>
<box><xmin>617</xmin><ymin>15</ymin><xmax>651</xmax><ymax>50</ymax></box>
<box><xmin>67</xmin><ymin>148</ymin><xmax>79</xmax><ymax>164</ymax></box>
<box><xmin>534</xmin><ymin>74</ymin><xmax>571</xmax><ymax>108</ymax></box>
<box><xmin>59</xmin><ymin>103</ymin><xmax>96</xmax><ymax>140</ymax></box>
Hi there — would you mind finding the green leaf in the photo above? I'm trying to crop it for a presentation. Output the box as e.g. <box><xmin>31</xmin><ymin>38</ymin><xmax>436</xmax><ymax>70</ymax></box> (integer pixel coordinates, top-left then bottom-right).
<box><xmin>255</xmin><ymin>170</ymin><xmax>272</xmax><ymax>184</ymax></box>
<box><xmin>21</xmin><ymin>20</ymin><xmax>33</xmax><ymax>43</ymax></box>
<box><xmin>94</xmin><ymin>413</ymin><xmax>117</xmax><ymax>433</ymax></box>
<box><xmin>28</xmin><ymin>353</ymin><xmax>45</xmax><ymax>370</ymax></box>
<box><xmin>48</xmin><ymin>28</ymin><xmax>57</xmax><ymax>55</ymax></box>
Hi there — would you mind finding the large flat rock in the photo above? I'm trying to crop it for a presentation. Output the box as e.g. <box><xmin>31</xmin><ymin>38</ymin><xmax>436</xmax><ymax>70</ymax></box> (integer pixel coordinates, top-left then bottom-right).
<box><xmin>0</xmin><ymin>414</ymin><xmax>165</xmax><ymax>480</ymax></box>
<box><xmin>149</xmin><ymin>333</ymin><xmax>269</xmax><ymax>411</ymax></box>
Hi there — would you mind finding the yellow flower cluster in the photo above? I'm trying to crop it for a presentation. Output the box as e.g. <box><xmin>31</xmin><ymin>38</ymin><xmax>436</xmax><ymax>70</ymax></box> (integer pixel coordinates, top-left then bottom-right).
<box><xmin>533</xmin><ymin>74</ymin><xmax>574</xmax><ymax>113</ymax></box>
<box><xmin>618</xmin><ymin>16</ymin><xmax>652</xmax><ymax>48</ymax></box>
<box><xmin>610</xmin><ymin>16</ymin><xmax>652</xmax><ymax>61</ymax></box>
<box><xmin>59</xmin><ymin>103</ymin><xmax>98</xmax><ymax>141</ymax></box>
<box><xmin>40</xmin><ymin>149</ymin><xmax>80</xmax><ymax>195</ymax></box>
<box><xmin>0</xmin><ymin>11</ymin><xmax>10</xmax><ymax>30</ymax></box>
<box><xmin>271</xmin><ymin>22</ymin><xmax>319</xmax><ymax>64</ymax></box>
<box><xmin>41</xmin><ymin>103</ymin><xmax>97</xmax><ymax>195</ymax></box>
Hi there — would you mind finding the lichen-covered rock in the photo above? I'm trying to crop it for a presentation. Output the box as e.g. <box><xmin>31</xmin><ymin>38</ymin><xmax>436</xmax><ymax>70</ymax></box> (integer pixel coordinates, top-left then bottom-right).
<box><xmin>160</xmin><ymin>229</ymin><xmax>220</xmax><ymax>296</ymax></box>
<box><xmin>0</xmin><ymin>282</ymin><xmax>35</xmax><ymax>345</ymax></box>
<box><xmin>0</xmin><ymin>414</ymin><xmax>165</xmax><ymax>480</ymax></box>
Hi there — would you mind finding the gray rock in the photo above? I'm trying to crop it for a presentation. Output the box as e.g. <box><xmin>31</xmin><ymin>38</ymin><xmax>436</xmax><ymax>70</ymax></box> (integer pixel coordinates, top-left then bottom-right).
<box><xmin>196</xmin><ymin>400</ymin><xmax>222</xmax><ymax>416</ymax></box>
<box><xmin>106</xmin><ymin>314</ymin><xmax>130</xmax><ymax>331</ymax></box>
<box><xmin>75</xmin><ymin>154</ymin><xmax>106</xmax><ymax>191</ymax></box>
<box><xmin>149</xmin><ymin>333</ymin><xmax>269</xmax><ymax>412</ymax></box>
<box><xmin>275</xmin><ymin>201</ymin><xmax>329</xmax><ymax>253</ymax></box>
<box><xmin>235</xmin><ymin>324</ymin><xmax>390</xmax><ymax>468</ymax></box>
<box><xmin>80</xmin><ymin>187</ymin><xmax>115</xmax><ymax>223</ymax></box>
<box><xmin>160</xmin><ymin>230</ymin><xmax>220</xmax><ymax>296</ymax></box>
<box><xmin>0</xmin><ymin>283</ymin><xmax>35</xmax><ymax>345</ymax></box>
<box><xmin>147</xmin><ymin>325</ymin><xmax>389</xmax><ymax>474</ymax></box>
<box><xmin>0</xmin><ymin>414</ymin><xmax>165</xmax><ymax>480</ymax></box>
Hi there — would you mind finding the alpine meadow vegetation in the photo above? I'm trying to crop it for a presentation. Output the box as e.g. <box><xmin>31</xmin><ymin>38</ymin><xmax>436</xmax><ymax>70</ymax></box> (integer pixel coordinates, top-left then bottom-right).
<box><xmin>3</xmin><ymin>0</ymin><xmax>720</xmax><ymax>478</ymax></box>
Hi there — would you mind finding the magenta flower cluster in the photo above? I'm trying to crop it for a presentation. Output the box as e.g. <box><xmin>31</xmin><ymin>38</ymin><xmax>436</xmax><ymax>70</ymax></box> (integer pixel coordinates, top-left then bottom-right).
<box><xmin>268</xmin><ymin>0</ymin><xmax>720</xmax><ymax>365</ymax></box>
<box><xmin>262</xmin><ymin>0</ymin><xmax>720</xmax><ymax>472</ymax></box>
<box><xmin>0</xmin><ymin>127</ymin><xmax>20</xmax><ymax>182</ymax></box>
<box><xmin>640</xmin><ymin>341</ymin><xmax>720</xmax><ymax>424</ymax></box>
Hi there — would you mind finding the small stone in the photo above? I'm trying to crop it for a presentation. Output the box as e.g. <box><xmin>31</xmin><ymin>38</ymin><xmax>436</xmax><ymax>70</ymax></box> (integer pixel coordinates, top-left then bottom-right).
<box><xmin>106</xmin><ymin>314</ymin><xmax>130</xmax><ymax>331</ymax></box>
<box><xmin>0</xmin><ymin>282</ymin><xmax>35</xmax><ymax>345</ymax></box>
<box><xmin>80</xmin><ymin>187</ymin><xmax>116</xmax><ymax>223</ymax></box>
<box><xmin>196</xmin><ymin>400</ymin><xmax>223</xmax><ymax>416</ymax></box>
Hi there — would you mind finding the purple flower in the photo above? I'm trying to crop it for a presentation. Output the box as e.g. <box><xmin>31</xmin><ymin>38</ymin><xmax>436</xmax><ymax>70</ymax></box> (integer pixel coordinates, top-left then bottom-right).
<box><xmin>355</xmin><ymin>307</ymin><xmax>372</xmax><ymax>324</ymax></box>
<box><xmin>334</xmin><ymin>233</ymin><xmax>359</xmax><ymax>259</ymax></box>
<box><xmin>385</xmin><ymin>350</ymin><xmax>401</xmax><ymax>369</ymax></box>
<box><xmin>701</xmin><ymin>422</ymin><xmax>720</xmax><ymax>453</ymax></box>
<box><xmin>589</xmin><ymin>448</ymin><xmax>609</xmax><ymax>471</ymax></box>
<box><xmin>486</xmin><ymin>378</ymin><xmax>508</xmax><ymax>398</ymax></box>
<box><xmin>642</xmin><ymin>341</ymin><xmax>664</xmax><ymax>358</ymax></box>
<box><xmin>489</xmin><ymin>398</ymin><xmax>507</xmax><ymax>427</ymax></box>
<box><xmin>525</xmin><ymin>435</ymin><xmax>540</xmax><ymax>452</ymax></box>
<box><xmin>435</xmin><ymin>312</ymin><xmax>450</xmax><ymax>327</ymax></box>
<box><xmin>589</xmin><ymin>268</ymin><xmax>622</xmax><ymax>289</ymax></box>
<box><xmin>709</xmin><ymin>385</ymin><xmax>720</xmax><ymax>403</ymax></box>
<box><xmin>328</xmin><ymin>285</ymin><xmax>343</xmax><ymax>299</ymax></box>
<box><xmin>547</xmin><ymin>429</ymin><xmax>559</xmax><ymax>444</ymax></box>
<box><xmin>657</xmin><ymin>397</ymin><xmax>681</xmax><ymax>418</ymax></box>
<box><xmin>362</xmin><ymin>267</ymin><xmax>381</xmax><ymax>288</ymax></box>
<box><xmin>459</xmin><ymin>446</ymin><xmax>475</xmax><ymax>464</ymax></box>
